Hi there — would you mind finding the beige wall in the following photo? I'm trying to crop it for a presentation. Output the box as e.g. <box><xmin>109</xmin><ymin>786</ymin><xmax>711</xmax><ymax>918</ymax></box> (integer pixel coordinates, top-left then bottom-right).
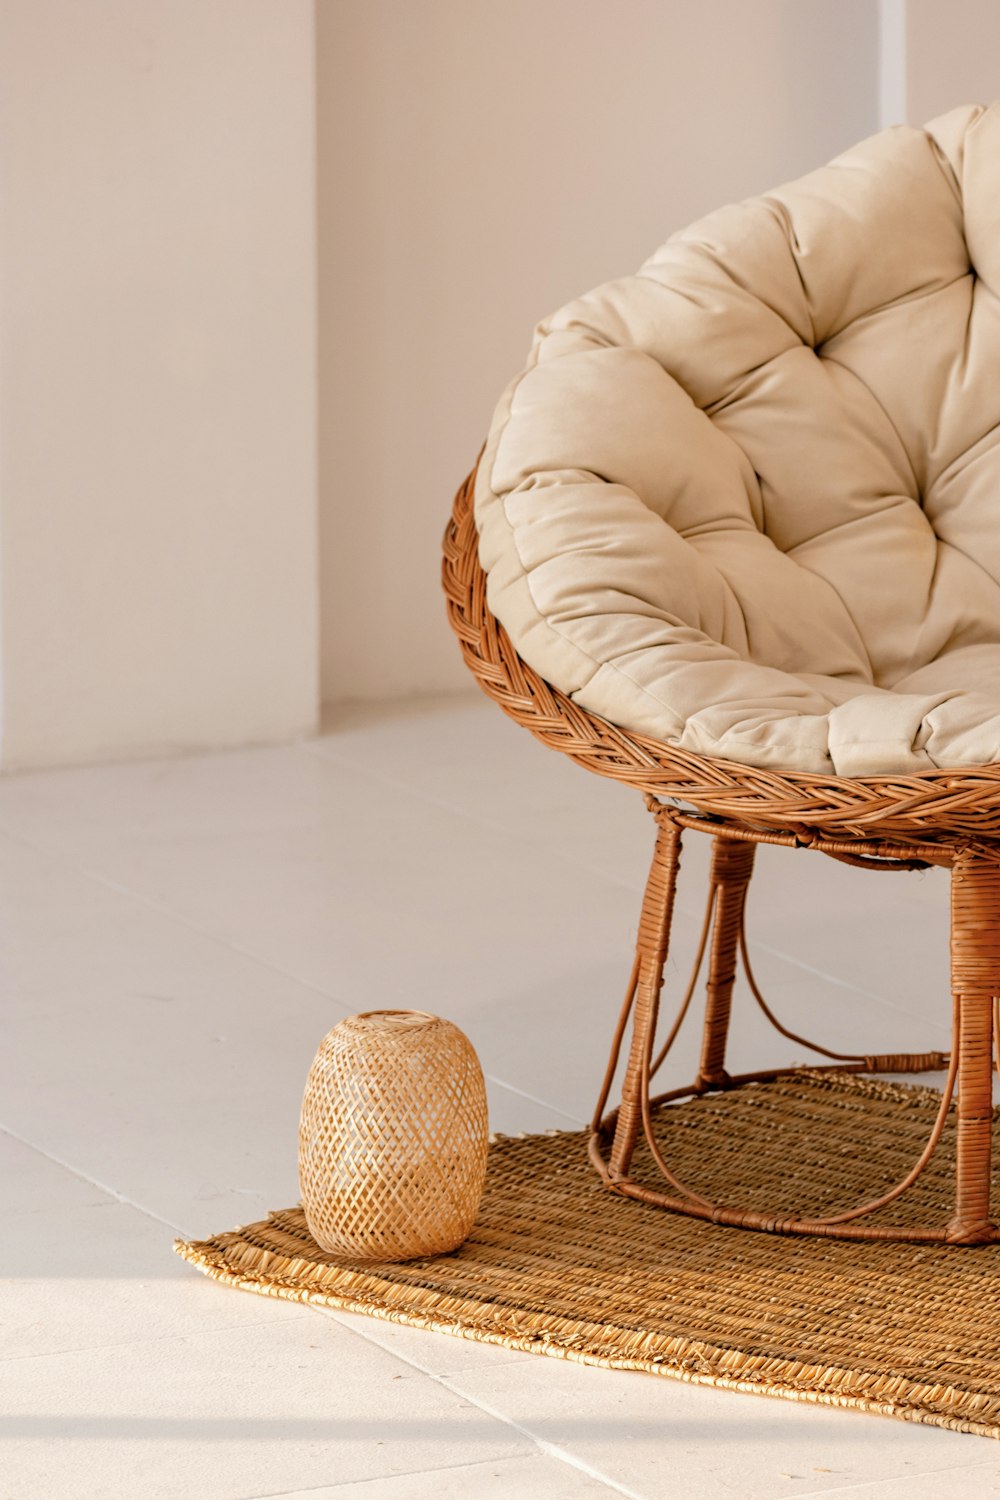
<box><xmin>317</xmin><ymin>0</ymin><xmax>879</xmax><ymax>705</ymax></box>
<box><xmin>900</xmin><ymin>0</ymin><xmax>1000</xmax><ymax>124</ymax></box>
<box><xmin>0</xmin><ymin>0</ymin><xmax>319</xmax><ymax>769</ymax></box>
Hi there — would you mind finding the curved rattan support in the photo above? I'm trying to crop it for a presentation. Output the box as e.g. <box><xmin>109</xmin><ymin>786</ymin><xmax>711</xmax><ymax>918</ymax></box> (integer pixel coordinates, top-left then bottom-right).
<box><xmin>444</xmin><ymin>460</ymin><xmax>1000</xmax><ymax>1243</ymax></box>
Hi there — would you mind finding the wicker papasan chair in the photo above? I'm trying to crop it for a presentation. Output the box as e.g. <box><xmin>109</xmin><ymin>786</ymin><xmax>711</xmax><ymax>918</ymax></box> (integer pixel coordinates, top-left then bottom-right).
<box><xmin>443</xmin><ymin>104</ymin><xmax>1000</xmax><ymax>1246</ymax></box>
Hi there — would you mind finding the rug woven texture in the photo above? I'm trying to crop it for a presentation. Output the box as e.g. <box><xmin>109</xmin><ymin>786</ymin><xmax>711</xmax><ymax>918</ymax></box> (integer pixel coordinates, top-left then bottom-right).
<box><xmin>175</xmin><ymin>1072</ymin><xmax>1000</xmax><ymax>1438</ymax></box>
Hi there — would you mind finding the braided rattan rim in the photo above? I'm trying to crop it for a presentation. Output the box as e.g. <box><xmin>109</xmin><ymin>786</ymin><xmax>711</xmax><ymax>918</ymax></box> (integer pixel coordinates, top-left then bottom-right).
<box><xmin>443</xmin><ymin>461</ymin><xmax>1000</xmax><ymax>846</ymax></box>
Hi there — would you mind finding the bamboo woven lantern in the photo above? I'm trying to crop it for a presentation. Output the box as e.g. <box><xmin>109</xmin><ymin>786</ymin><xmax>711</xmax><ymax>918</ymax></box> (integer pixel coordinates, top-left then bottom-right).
<box><xmin>298</xmin><ymin>1010</ymin><xmax>489</xmax><ymax>1262</ymax></box>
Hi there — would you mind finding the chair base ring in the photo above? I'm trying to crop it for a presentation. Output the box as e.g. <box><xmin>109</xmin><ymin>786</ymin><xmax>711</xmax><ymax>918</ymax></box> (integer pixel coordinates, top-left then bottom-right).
<box><xmin>588</xmin><ymin>1061</ymin><xmax>997</xmax><ymax>1245</ymax></box>
<box><xmin>585</xmin><ymin>800</ymin><xmax>1000</xmax><ymax>1246</ymax></box>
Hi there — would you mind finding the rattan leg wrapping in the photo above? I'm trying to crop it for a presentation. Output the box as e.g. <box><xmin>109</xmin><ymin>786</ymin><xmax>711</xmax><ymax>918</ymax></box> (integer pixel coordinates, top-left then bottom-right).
<box><xmin>948</xmin><ymin>851</ymin><xmax>1000</xmax><ymax>1244</ymax></box>
<box><xmin>697</xmin><ymin>837</ymin><xmax>756</xmax><ymax>1090</ymax></box>
<box><xmin>608</xmin><ymin>818</ymin><xmax>682</xmax><ymax>1180</ymax></box>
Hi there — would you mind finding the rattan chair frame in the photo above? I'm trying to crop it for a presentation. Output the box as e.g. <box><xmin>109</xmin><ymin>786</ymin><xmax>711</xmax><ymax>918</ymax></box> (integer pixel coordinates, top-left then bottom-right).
<box><xmin>444</xmin><ymin>461</ymin><xmax>1000</xmax><ymax>1244</ymax></box>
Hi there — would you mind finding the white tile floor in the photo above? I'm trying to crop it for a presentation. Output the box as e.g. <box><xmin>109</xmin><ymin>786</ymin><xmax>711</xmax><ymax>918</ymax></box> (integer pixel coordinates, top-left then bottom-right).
<box><xmin>2</xmin><ymin>694</ymin><xmax>999</xmax><ymax>1499</ymax></box>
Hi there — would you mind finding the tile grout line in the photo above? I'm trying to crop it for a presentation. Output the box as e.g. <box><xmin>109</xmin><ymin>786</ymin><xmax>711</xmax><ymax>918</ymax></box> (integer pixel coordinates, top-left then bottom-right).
<box><xmin>321</xmin><ymin>1306</ymin><xmax>641</xmax><ymax>1500</ymax></box>
<box><xmin>4</xmin><ymin>1071</ymin><xmax>575</xmax><ymax>1243</ymax></box>
<box><xmin>300</xmin><ymin>739</ymin><xmax>949</xmax><ymax>1027</ymax></box>
<box><xmin>232</xmin><ymin>1447</ymin><xmax>623</xmax><ymax>1500</ymax></box>
<box><xmin>438</xmin><ymin>1383</ymin><xmax>644</xmax><ymax>1500</ymax></box>
<box><xmin>0</xmin><ymin>1122</ymin><xmax>185</xmax><ymax>1236</ymax></box>
<box><xmin>296</xmin><ymin>739</ymin><xmax>653</xmax><ymax>898</ymax></box>
<box><xmin>0</xmin><ymin>741</ymin><xmax>943</xmax><ymax>1052</ymax></box>
<box><xmin>0</xmin><ymin>812</ymin><xmax>371</xmax><ymax>1017</ymax></box>
<box><xmin>0</xmin><ymin>810</ymin><xmax>553</xmax><ymax>1064</ymax></box>
<box><xmin>0</xmin><ymin>1314</ymin><xmax>312</xmax><ymax>1367</ymax></box>
<box><xmin>321</xmin><ymin>1309</ymin><xmax>535</xmax><ymax>1377</ymax></box>
<box><xmin>780</xmin><ymin>1451</ymin><xmax>1000</xmax><ymax>1500</ymax></box>
<box><xmin>748</xmin><ymin>935</ymin><xmax>944</xmax><ymax>1020</ymax></box>
<box><xmin>0</xmin><ymin>813</ymin><xmax>592</xmax><ymax>1132</ymax></box>
<box><xmin>0</xmin><ymin>727</ymin><xmax>947</xmax><ymax>1035</ymax></box>
<box><xmin>484</xmin><ymin>1075</ymin><xmax>585</xmax><ymax>1127</ymax></box>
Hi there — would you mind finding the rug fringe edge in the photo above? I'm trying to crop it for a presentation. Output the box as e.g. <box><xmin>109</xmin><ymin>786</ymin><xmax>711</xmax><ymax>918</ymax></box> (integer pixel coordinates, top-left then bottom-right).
<box><xmin>173</xmin><ymin>1236</ymin><xmax>1000</xmax><ymax>1440</ymax></box>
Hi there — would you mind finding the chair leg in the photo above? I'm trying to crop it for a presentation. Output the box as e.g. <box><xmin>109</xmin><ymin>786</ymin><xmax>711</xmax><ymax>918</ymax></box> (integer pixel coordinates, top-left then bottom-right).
<box><xmin>947</xmin><ymin>849</ymin><xmax>1000</xmax><ymax>1244</ymax></box>
<box><xmin>607</xmin><ymin>816</ymin><xmax>682</xmax><ymax>1180</ymax></box>
<box><xmin>696</xmin><ymin>837</ymin><xmax>757</xmax><ymax>1089</ymax></box>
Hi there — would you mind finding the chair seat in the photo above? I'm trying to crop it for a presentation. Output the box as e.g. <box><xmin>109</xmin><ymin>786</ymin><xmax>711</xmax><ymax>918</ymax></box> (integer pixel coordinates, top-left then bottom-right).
<box><xmin>474</xmin><ymin>103</ymin><xmax>1000</xmax><ymax>778</ymax></box>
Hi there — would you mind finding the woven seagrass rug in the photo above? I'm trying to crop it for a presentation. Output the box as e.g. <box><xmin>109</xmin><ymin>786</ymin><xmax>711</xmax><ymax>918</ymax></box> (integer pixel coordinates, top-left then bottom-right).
<box><xmin>176</xmin><ymin>1072</ymin><xmax>1000</xmax><ymax>1438</ymax></box>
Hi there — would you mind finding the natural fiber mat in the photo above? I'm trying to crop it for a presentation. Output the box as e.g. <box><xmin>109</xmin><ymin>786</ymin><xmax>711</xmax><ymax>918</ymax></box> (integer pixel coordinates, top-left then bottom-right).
<box><xmin>176</xmin><ymin>1072</ymin><xmax>1000</xmax><ymax>1438</ymax></box>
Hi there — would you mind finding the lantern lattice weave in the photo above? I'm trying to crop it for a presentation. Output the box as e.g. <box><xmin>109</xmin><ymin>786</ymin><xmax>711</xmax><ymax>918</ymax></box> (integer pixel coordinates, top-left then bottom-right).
<box><xmin>298</xmin><ymin>1010</ymin><xmax>489</xmax><ymax>1262</ymax></box>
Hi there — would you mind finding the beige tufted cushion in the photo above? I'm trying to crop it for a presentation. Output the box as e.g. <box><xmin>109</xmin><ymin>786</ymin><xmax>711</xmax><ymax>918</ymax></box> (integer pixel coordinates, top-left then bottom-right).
<box><xmin>474</xmin><ymin>104</ymin><xmax>1000</xmax><ymax>777</ymax></box>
